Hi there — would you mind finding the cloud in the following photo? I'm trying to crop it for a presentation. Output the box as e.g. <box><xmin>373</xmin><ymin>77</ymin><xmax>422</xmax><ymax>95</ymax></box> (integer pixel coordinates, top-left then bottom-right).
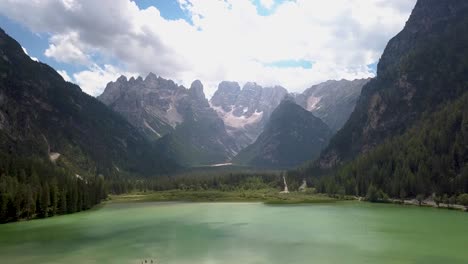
<box><xmin>73</xmin><ymin>64</ymin><xmax>137</xmax><ymax>96</ymax></box>
<box><xmin>44</xmin><ymin>33</ymin><xmax>90</xmax><ymax>65</ymax></box>
<box><xmin>57</xmin><ymin>70</ymin><xmax>72</xmax><ymax>82</ymax></box>
<box><xmin>21</xmin><ymin>46</ymin><xmax>39</xmax><ymax>62</ymax></box>
<box><xmin>259</xmin><ymin>0</ymin><xmax>275</xmax><ymax>9</ymax></box>
<box><xmin>0</xmin><ymin>0</ymin><xmax>416</xmax><ymax>97</ymax></box>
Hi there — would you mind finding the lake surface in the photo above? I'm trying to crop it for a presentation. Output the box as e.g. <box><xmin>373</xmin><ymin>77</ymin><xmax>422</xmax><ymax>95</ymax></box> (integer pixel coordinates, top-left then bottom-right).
<box><xmin>0</xmin><ymin>202</ymin><xmax>467</xmax><ymax>264</ymax></box>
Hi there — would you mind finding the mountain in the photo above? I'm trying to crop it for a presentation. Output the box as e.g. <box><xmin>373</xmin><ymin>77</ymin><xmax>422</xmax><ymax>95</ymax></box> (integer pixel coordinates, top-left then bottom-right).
<box><xmin>98</xmin><ymin>74</ymin><xmax>181</xmax><ymax>140</ymax></box>
<box><xmin>295</xmin><ymin>79</ymin><xmax>370</xmax><ymax>132</ymax></box>
<box><xmin>317</xmin><ymin>0</ymin><xmax>468</xmax><ymax>169</ymax></box>
<box><xmin>210</xmin><ymin>82</ymin><xmax>288</xmax><ymax>149</ymax></box>
<box><xmin>317</xmin><ymin>90</ymin><xmax>468</xmax><ymax>198</ymax></box>
<box><xmin>0</xmin><ymin>27</ymin><xmax>177</xmax><ymax>177</ymax></box>
<box><xmin>234</xmin><ymin>98</ymin><xmax>332</xmax><ymax>169</ymax></box>
<box><xmin>210</xmin><ymin>79</ymin><xmax>368</xmax><ymax>150</ymax></box>
<box><xmin>99</xmin><ymin>76</ymin><xmax>238</xmax><ymax>166</ymax></box>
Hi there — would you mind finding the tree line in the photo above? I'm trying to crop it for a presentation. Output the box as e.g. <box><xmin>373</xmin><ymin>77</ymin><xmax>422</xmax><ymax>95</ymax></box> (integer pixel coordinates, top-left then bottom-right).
<box><xmin>310</xmin><ymin>92</ymin><xmax>468</xmax><ymax>203</ymax></box>
<box><xmin>0</xmin><ymin>154</ymin><xmax>106</xmax><ymax>223</ymax></box>
<box><xmin>107</xmin><ymin>169</ymin><xmax>284</xmax><ymax>194</ymax></box>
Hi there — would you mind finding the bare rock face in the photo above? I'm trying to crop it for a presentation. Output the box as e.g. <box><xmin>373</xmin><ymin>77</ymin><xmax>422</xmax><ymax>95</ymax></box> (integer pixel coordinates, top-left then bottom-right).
<box><xmin>210</xmin><ymin>82</ymin><xmax>288</xmax><ymax>148</ymax></box>
<box><xmin>295</xmin><ymin>79</ymin><xmax>370</xmax><ymax>132</ymax></box>
<box><xmin>99</xmin><ymin>75</ymin><xmax>239</xmax><ymax>166</ymax></box>
<box><xmin>98</xmin><ymin>73</ymin><xmax>185</xmax><ymax>139</ymax></box>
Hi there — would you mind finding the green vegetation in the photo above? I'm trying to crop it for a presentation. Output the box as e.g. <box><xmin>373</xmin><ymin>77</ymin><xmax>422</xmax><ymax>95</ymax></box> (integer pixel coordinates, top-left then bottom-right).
<box><xmin>313</xmin><ymin>92</ymin><xmax>468</xmax><ymax>204</ymax></box>
<box><xmin>108</xmin><ymin>189</ymin><xmax>336</xmax><ymax>204</ymax></box>
<box><xmin>0</xmin><ymin>154</ymin><xmax>105</xmax><ymax>223</ymax></box>
<box><xmin>0</xmin><ymin>27</ymin><xmax>176</xmax><ymax>223</ymax></box>
<box><xmin>318</xmin><ymin>2</ymin><xmax>468</xmax><ymax>165</ymax></box>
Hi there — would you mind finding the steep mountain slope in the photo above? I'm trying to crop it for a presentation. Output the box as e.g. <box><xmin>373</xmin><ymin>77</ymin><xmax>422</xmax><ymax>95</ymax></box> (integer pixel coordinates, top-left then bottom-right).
<box><xmin>318</xmin><ymin>91</ymin><xmax>468</xmax><ymax>198</ymax></box>
<box><xmin>234</xmin><ymin>98</ymin><xmax>332</xmax><ymax>169</ymax></box>
<box><xmin>99</xmin><ymin>74</ymin><xmax>184</xmax><ymax>140</ymax></box>
<box><xmin>210</xmin><ymin>82</ymin><xmax>288</xmax><ymax>149</ymax></box>
<box><xmin>99</xmin><ymin>77</ymin><xmax>238</xmax><ymax>166</ymax></box>
<box><xmin>295</xmin><ymin>79</ymin><xmax>370</xmax><ymax>132</ymax></box>
<box><xmin>0</xmin><ymin>27</ymin><xmax>177</xmax><ymax>177</ymax></box>
<box><xmin>318</xmin><ymin>0</ymin><xmax>468</xmax><ymax>168</ymax></box>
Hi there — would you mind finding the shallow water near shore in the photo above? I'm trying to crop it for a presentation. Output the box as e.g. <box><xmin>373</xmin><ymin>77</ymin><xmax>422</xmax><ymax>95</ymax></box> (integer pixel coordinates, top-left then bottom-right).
<box><xmin>0</xmin><ymin>201</ymin><xmax>467</xmax><ymax>264</ymax></box>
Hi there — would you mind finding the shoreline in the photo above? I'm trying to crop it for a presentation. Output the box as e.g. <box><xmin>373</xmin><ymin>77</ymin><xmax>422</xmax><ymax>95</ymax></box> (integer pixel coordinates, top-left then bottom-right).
<box><xmin>387</xmin><ymin>198</ymin><xmax>466</xmax><ymax>211</ymax></box>
<box><xmin>108</xmin><ymin>191</ymin><xmax>468</xmax><ymax>212</ymax></box>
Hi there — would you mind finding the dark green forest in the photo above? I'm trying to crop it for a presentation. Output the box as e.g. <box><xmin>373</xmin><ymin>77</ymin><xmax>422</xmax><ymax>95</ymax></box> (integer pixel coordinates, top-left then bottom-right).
<box><xmin>0</xmin><ymin>154</ymin><xmax>106</xmax><ymax>223</ymax></box>
<box><xmin>107</xmin><ymin>169</ymin><xmax>284</xmax><ymax>194</ymax></box>
<box><xmin>314</xmin><ymin>92</ymin><xmax>468</xmax><ymax>201</ymax></box>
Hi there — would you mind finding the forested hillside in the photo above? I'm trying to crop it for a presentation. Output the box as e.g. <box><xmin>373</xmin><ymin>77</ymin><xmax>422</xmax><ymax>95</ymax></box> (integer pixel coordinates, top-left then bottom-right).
<box><xmin>0</xmin><ymin>155</ymin><xmax>106</xmax><ymax>223</ymax></box>
<box><xmin>317</xmin><ymin>0</ymin><xmax>468</xmax><ymax>168</ymax></box>
<box><xmin>0</xmin><ymin>27</ymin><xmax>177</xmax><ymax>177</ymax></box>
<box><xmin>0</xmin><ymin>27</ymin><xmax>178</xmax><ymax>222</ymax></box>
<box><xmin>316</xmin><ymin>92</ymin><xmax>468</xmax><ymax>199</ymax></box>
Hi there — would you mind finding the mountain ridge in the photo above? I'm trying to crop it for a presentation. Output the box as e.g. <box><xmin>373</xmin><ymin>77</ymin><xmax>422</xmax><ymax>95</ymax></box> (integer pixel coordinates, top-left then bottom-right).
<box><xmin>316</xmin><ymin>0</ymin><xmax>468</xmax><ymax>169</ymax></box>
<box><xmin>234</xmin><ymin>97</ymin><xmax>332</xmax><ymax>169</ymax></box>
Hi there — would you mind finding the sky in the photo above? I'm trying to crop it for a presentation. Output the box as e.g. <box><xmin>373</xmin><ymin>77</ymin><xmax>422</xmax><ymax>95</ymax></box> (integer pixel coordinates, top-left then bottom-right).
<box><xmin>0</xmin><ymin>0</ymin><xmax>417</xmax><ymax>97</ymax></box>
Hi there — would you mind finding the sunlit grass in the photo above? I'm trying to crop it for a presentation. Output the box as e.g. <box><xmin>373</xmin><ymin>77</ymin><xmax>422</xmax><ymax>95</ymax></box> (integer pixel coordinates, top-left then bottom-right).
<box><xmin>108</xmin><ymin>189</ymin><xmax>338</xmax><ymax>204</ymax></box>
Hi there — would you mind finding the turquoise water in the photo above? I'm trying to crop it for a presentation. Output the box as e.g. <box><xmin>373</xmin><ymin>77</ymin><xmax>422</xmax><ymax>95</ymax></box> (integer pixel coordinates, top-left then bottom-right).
<box><xmin>0</xmin><ymin>202</ymin><xmax>467</xmax><ymax>264</ymax></box>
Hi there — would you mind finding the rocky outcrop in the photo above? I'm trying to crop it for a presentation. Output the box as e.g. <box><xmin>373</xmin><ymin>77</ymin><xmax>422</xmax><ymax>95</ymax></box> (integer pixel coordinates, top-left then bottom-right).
<box><xmin>295</xmin><ymin>79</ymin><xmax>370</xmax><ymax>132</ymax></box>
<box><xmin>98</xmin><ymin>73</ymin><xmax>186</xmax><ymax>139</ymax></box>
<box><xmin>210</xmin><ymin>82</ymin><xmax>288</xmax><ymax>148</ymax></box>
<box><xmin>99</xmin><ymin>75</ymin><xmax>239</xmax><ymax>166</ymax></box>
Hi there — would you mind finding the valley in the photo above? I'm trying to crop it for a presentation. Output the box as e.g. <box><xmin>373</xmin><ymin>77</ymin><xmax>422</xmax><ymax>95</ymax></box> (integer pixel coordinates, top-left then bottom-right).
<box><xmin>0</xmin><ymin>0</ymin><xmax>467</xmax><ymax>263</ymax></box>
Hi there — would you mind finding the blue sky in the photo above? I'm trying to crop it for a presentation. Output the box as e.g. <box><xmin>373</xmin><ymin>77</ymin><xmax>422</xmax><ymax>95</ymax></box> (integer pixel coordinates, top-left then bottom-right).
<box><xmin>0</xmin><ymin>0</ymin><xmax>193</xmax><ymax>81</ymax></box>
<box><xmin>0</xmin><ymin>0</ymin><xmax>415</xmax><ymax>96</ymax></box>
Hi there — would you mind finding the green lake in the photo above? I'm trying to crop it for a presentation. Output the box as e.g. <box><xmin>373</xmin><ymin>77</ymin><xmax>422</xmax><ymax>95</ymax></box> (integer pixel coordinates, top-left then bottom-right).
<box><xmin>0</xmin><ymin>202</ymin><xmax>467</xmax><ymax>264</ymax></box>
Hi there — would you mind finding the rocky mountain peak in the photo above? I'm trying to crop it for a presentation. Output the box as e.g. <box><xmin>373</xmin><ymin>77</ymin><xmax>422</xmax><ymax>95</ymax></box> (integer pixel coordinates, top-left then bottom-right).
<box><xmin>116</xmin><ymin>75</ymin><xmax>127</xmax><ymax>83</ymax></box>
<box><xmin>189</xmin><ymin>80</ymin><xmax>205</xmax><ymax>100</ymax></box>
<box><xmin>145</xmin><ymin>72</ymin><xmax>158</xmax><ymax>82</ymax></box>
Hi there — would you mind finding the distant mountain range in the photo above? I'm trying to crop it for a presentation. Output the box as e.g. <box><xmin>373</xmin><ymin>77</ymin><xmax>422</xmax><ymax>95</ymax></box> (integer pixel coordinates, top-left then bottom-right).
<box><xmin>295</xmin><ymin>79</ymin><xmax>370</xmax><ymax>132</ymax></box>
<box><xmin>99</xmin><ymin>73</ymin><xmax>368</xmax><ymax>167</ymax></box>
<box><xmin>234</xmin><ymin>97</ymin><xmax>332</xmax><ymax>168</ymax></box>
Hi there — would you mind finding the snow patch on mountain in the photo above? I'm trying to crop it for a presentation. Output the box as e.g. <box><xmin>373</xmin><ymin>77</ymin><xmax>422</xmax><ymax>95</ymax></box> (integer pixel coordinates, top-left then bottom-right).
<box><xmin>211</xmin><ymin>104</ymin><xmax>264</xmax><ymax>129</ymax></box>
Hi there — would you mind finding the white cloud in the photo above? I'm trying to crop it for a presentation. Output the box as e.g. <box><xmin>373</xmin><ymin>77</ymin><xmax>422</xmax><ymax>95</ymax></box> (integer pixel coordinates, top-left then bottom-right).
<box><xmin>21</xmin><ymin>46</ymin><xmax>39</xmax><ymax>62</ymax></box>
<box><xmin>57</xmin><ymin>70</ymin><xmax>72</xmax><ymax>82</ymax></box>
<box><xmin>44</xmin><ymin>33</ymin><xmax>90</xmax><ymax>65</ymax></box>
<box><xmin>73</xmin><ymin>64</ymin><xmax>137</xmax><ymax>96</ymax></box>
<box><xmin>259</xmin><ymin>0</ymin><xmax>275</xmax><ymax>9</ymax></box>
<box><xmin>0</xmin><ymin>0</ymin><xmax>416</xmax><ymax>97</ymax></box>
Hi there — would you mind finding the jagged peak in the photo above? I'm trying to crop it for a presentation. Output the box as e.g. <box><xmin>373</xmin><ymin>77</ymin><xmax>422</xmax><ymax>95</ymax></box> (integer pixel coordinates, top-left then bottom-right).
<box><xmin>145</xmin><ymin>72</ymin><xmax>158</xmax><ymax>81</ymax></box>
<box><xmin>190</xmin><ymin>80</ymin><xmax>203</xmax><ymax>90</ymax></box>
<box><xmin>116</xmin><ymin>75</ymin><xmax>127</xmax><ymax>83</ymax></box>
<box><xmin>189</xmin><ymin>80</ymin><xmax>205</xmax><ymax>98</ymax></box>
<box><xmin>242</xmin><ymin>82</ymin><xmax>262</xmax><ymax>91</ymax></box>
